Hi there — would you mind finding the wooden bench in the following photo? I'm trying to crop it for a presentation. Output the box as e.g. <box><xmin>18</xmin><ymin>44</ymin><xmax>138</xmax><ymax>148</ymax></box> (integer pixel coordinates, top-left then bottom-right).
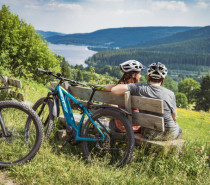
<box><xmin>52</xmin><ymin>82</ymin><xmax>185</xmax><ymax>151</ymax></box>
<box><xmin>0</xmin><ymin>76</ymin><xmax>24</xmax><ymax>101</ymax></box>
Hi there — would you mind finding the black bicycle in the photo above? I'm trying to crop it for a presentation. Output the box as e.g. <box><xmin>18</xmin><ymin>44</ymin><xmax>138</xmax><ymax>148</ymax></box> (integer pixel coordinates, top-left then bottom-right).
<box><xmin>0</xmin><ymin>86</ymin><xmax>43</xmax><ymax>168</ymax></box>
<box><xmin>32</xmin><ymin>68</ymin><xmax>135</xmax><ymax>167</ymax></box>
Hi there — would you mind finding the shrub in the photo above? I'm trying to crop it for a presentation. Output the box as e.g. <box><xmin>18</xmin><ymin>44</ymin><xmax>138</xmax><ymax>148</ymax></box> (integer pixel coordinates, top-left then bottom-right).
<box><xmin>176</xmin><ymin>92</ymin><xmax>188</xmax><ymax>108</ymax></box>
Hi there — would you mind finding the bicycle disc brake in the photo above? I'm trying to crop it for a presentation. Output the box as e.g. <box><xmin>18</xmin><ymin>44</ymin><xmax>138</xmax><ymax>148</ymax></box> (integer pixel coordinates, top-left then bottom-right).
<box><xmin>95</xmin><ymin>132</ymin><xmax>111</xmax><ymax>150</ymax></box>
<box><xmin>2</xmin><ymin>126</ymin><xmax>17</xmax><ymax>143</ymax></box>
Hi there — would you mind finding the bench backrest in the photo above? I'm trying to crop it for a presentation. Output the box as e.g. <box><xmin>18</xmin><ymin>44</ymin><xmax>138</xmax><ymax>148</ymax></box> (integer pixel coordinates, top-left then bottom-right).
<box><xmin>0</xmin><ymin>76</ymin><xmax>24</xmax><ymax>101</ymax></box>
<box><xmin>51</xmin><ymin>82</ymin><xmax>165</xmax><ymax>132</ymax></box>
<box><xmin>0</xmin><ymin>76</ymin><xmax>22</xmax><ymax>88</ymax></box>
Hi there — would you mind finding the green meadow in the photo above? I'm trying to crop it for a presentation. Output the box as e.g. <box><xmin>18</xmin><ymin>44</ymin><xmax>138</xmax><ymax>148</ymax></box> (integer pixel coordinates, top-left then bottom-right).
<box><xmin>1</xmin><ymin>83</ymin><xmax>209</xmax><ymax>185</ymax></box>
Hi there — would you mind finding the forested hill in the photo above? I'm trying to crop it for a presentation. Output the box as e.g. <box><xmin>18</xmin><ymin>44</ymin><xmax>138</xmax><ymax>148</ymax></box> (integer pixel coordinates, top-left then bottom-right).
<box><xmin>133</xmin><ymin>26</ymin><xmax>210</xmax><ymax>48</ymax></box>
<box><xmin>142</xmin><ymin>37</ymin><xmax>210</xmax><ymax>54</ymax></box>
<box><xmin>36</xmin><ymin>30</ymin><xmax>66</xmax><ymax>39</ymax></box>
<box><xmin>44</xmin><ymin>27</ymin><xmax>200</xmax><ymax>47</ymax></box>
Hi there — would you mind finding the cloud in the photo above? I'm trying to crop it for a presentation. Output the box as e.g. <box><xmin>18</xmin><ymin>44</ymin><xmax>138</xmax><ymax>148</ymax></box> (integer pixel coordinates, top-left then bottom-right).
<box><xmin>1</xmin><ymin>0</ymin><xmax>210</xmax><ymax>33</ymax></box>
<box><xmin>88</xmin><ymin>0</ymin><xmax>124</xmax><ymax>2</ymax></box>
<box><xmin>196</xmin><ymin>0</ymin><xmax>210</xmax><ymax>8</ymax></box>
<box><xmin>47</xmin><ymin>1</ymin><xmax>83</xmax><ymax>10</ymax></box>
<box><xmin>115</xmin><ymin>9</ymin><xmax>153</xmax><ymax>15</ymax></box>
<box><xmin>152</xmin><ymin>1</ymin><xmax>188</xmax><ymax>12</ymax></box>
<box><xmin>24</xmin><ymin>5</ymin><xmax>40</xmax><ymax>9</ymax></box>
<box><xmin>22</xmin><ymin>0</ymin><xmax>83</xmax><ymax>11</ymax></box>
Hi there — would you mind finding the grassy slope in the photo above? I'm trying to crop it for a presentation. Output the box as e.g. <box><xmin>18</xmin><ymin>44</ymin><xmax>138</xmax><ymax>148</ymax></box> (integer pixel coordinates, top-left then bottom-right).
<box><xmin>2</xmin><ymin>83</ymin><xmax>210</xmax><ymax>185</ymax></box>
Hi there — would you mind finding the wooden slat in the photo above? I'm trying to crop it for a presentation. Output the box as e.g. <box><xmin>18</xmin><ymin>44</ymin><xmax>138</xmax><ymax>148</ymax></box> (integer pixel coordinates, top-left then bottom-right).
<box><xmin>68</xmin><ymin>86</ymin><xmax>164</xmax><ymax>114</ymax></box>
<box><xmin>132</xmin><ymin>111</ymin><xmax>164</xmax><ymax>132</ymax></box>
<box><xmin>124</xmin><ymin>91</ymin><xmax>132</xmax><ymax>123</ymax></box>
<box><xmin>51</xmin><ymin>82</ymin><xmax>70</xmax><ymax>89</ymax></box>
<box><xmin>71</xmin><ymin>100</ymin><xmax>164</xmax><ymax>132</ymax></box>
<box><xmin>0</xmin><ymin>76</ymin><xmax>22</xmax><ymax>88</ymax></box>
<box><xmin>51</xmin><ymin>82</ymin><xmax>57</xmax><ymax>88</ymax></box>
<box><xmin>8</xmin><ymin>78</ymin><xmax>15</xmax><ymax>87</ymax></box>
<box><xmin>51</xmin><ymin>84</ymin><xmax>164</xmax><ymax>113</ymax></box>
<box><xmin>131</xmin><ymin>96</ymin><xmax>164</xmax><ymax>114</ymax></box>
<box><xmin>17</xmin><ymin>92</ymin><xmax>24</xmax><ymax>101</ymax></box>
<box><xmin>59</xmin><ymin>111</ymin><xmax>164</xmax><ymax>132</ymax></box>
<box><xmin>9</xmin><ymin>90</ymin><xmax>24</xmax><ymax>101</ymax></box>
<box><xmin>7</xmin><ymin>78</ymin><xmax>22</xmax><ymax>88</ymax></box>
<box><xmin>0</xmin><ymin>76</ymin><xmax>8</xmax><ymax>86</ymax></box>
<box><xmin>15</xmin><ymin>80</ymin><xmax>22</xmax><ymax>88</ymax></box>
<box><xmin>69</xmin><ymin>86</ymin><xmax>125</xmax><ymax>107</ymax></box>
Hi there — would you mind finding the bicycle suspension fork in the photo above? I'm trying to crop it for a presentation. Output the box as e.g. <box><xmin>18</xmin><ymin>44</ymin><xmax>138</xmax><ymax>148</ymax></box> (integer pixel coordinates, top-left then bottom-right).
<box><xmin>0</xmin><ymin>110</ymin><xmax>10</xmax><ymax>137</ymax></box>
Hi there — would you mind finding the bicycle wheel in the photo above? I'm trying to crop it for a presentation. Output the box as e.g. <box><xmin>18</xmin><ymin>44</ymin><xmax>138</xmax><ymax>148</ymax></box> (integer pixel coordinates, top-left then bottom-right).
<box><xmin>0</xmin><ymin>101</ymin><xmax>43</xmax><ymax>168</ymax></box>
<box><xmin>81</xmin><ymin>109</ymin><xmax>135</xmax><ymax>168</ymax></box>
<box><xmin>32</xmin><ymin>97</ymin><xmax>54</xmax><ymax>138</ymax></box>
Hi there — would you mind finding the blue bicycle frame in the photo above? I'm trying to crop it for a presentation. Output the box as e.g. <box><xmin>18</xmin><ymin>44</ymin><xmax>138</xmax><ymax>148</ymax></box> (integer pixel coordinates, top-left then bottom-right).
<box><xmin>55</xmin><ymin>84</ymin><xmax>109</xmax><ymax>142</ymax></box>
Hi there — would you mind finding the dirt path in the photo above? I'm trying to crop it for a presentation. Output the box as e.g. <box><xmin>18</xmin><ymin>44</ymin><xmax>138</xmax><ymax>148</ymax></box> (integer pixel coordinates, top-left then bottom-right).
<box><xmin>0</xmin><ymin>172</ymin><xmax>18</xmax><ymax>185</ymax></box>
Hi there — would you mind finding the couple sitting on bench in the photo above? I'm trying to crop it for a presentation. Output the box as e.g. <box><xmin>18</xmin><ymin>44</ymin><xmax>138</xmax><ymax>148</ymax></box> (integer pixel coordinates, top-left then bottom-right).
<box><xmin>104</xmin><ymin>60</ymin><xmax>182</xmax><ymax>141</ymax></box>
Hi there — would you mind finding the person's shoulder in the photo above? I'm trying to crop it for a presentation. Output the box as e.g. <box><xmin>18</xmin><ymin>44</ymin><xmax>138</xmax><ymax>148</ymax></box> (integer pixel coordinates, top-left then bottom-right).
<box><xmin>160</xmin><ymin>86</ymin><xmax>175</xmax><ymax>95</ymax></box>
<box><xmin>128</xmin><ymin>83</ymin><xmax>148</xmax><ymax>91</ymax></box>
<box><xmin>136</xmin><ymin>83</ymin><xmax>149</xmax><ymax>87</ymax></box>
<box><xmin>128</xmin><ymin>83</ymin><xmax>146</xmax><ymax>87</ymax></box>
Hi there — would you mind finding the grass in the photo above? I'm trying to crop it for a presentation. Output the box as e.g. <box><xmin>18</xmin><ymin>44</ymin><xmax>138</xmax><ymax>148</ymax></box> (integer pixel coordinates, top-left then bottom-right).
<box><xmin>0</xmin><ymin>81</ymin><xmax>209</xmax><ymax>184</ymax></box>
<box><xmin>1</xmin><ymin>109</ymin><xmax>209</xmax><ymax>185</ymax></box>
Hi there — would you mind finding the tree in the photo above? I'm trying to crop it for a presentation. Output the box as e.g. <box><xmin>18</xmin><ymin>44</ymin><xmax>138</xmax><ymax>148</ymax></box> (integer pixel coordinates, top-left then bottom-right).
<box><xmin>195</xmin><ymin>75</ymin><xmax>210</xmax><ymax>112</ymax></box>
<box><xmin>178</xmin><ymin>78</ymin><xmax>200</xmax><ymax>104</ymax></box>
<box><xmin>76</xmin><ymin>70</ymin><xmax>83</xmax><ymax>81</ymax></box>
<box><xmin>60</xmin><ymin>57</ymin><xmax>71</xmax><ymax>79</ymax></box>
<box><xmin>163</xmin><ymin>76</ymin><xmax>178</xmax><ymax>93</ymax></box>
<box><xmin>176</xmin><ymin>93</ymin><xmax>188</xmax><ymax>108</ymax></box>
<box><xmin>0</xmin><ymin>5</ymin><xmax>61</xmax><ymax>81</ymax></box>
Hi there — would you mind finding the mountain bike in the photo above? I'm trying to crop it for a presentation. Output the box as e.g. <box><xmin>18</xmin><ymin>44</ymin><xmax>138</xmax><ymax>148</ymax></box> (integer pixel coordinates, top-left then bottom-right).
<box><xmin>32</xmin><ymin>68</ymin><xmax>135</xmax><ymax>167</ymax></box>
<box><xmin>0</xmin><ymin>87</ymin><xmax>43</xmax><ymax>168</ymax></box>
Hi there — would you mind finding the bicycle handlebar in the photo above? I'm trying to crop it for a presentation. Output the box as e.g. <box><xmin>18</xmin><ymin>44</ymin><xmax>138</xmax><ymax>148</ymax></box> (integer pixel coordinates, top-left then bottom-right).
<box><xmin>37</xmin><ymin>68</ymin><xmax>105</xmax><ymax>90</ymax></box>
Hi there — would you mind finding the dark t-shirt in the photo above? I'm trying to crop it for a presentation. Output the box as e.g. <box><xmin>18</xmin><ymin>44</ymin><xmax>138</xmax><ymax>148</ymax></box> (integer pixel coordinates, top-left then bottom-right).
<box><xmin>127</xmin><ymin>83</ymin><xmax>180</xmax><ymax>134</ymax></box>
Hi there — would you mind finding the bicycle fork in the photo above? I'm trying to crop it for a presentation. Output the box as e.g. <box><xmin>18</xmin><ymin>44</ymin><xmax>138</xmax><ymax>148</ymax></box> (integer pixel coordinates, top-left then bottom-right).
<box><xmin>0</xmin><ymin>110</ymin><xmax>11</xmax><ymax>137</ymax></box>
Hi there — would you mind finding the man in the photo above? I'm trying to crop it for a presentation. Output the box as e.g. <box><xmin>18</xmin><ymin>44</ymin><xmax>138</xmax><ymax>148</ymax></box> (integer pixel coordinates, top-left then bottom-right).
<box><xmin>111</xmin><ymin>62</ymin><xmax>182</xmax><ymax>141</ymax></box>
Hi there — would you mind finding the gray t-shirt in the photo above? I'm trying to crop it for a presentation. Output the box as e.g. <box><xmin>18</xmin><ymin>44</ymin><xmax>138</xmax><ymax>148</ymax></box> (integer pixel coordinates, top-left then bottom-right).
<box><xmin>128</xmin><ymin>83</ymin><xmax>179</xmax><ymax>132</ymax></box>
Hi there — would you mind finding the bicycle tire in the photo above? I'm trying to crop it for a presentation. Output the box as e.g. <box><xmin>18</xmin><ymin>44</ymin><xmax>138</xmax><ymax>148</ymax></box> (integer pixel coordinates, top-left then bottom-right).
<box><xmin>32</xmin><ymin>97</ymin><xmax>54</xmax><ymax>138</ymax></box>
<box><xmin>81</xmin><ymin>109</ymin><xmax>135</xmax><ymax>168</ymax></box>
<box><xmin>0</xmin><ymin>101</ymin><xmax>43</xmax><ymax>168</ymax></box>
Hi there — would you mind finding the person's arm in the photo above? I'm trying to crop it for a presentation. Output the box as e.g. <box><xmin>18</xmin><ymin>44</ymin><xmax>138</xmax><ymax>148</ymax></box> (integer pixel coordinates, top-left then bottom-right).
<box><xmin>171</xmin><ymin>93</ymin><xmax>177</xmax><ymax>121</ymax></box>
<box><xmin>111</xmin><ymin>84</ymin><xmax>129</xmax><ymax>95</ymax></box>
<box><xmin>104</xmin><ymin>84</ymin><xmax>116</xmax><ymax>91</ymax></box>
<box><xmin>172</xmin><ymin>110</ymin><xmax>177</xmax><ymax>121</ymax></box>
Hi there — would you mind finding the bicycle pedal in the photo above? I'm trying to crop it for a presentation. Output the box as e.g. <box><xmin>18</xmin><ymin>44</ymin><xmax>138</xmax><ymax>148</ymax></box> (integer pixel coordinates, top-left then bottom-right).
<box><xmin>55</xmin><ymin>140</ymin><xmax>68</xmax><ymax>149</ymax></box>
<box><xmin>57</xmin><ymin>145</ymin><xmax>63</xmax><ymax>149</ymax></box>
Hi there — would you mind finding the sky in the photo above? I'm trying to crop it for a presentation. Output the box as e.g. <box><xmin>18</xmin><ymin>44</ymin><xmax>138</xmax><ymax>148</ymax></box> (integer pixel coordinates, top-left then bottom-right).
<box><xmin>0</xmin><ymin>0</ymin><xmax>210</xmax><ymax>34</ymax></box>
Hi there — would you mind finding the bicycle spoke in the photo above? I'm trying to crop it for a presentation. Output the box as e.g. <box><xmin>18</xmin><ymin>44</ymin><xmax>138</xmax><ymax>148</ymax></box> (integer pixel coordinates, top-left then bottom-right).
<box><xmin>82</xmin><ymin>109</ymin><xmax>134</xmax><ymax>167</ymax></box>
<box><xmin>0</xmin><ymin>101</ymin><xmax>43</xmax><ymax>167</ymax></box>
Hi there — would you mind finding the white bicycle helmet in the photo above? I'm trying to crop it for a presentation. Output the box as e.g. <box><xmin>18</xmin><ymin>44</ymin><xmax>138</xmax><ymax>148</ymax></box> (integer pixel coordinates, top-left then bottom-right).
<box><xmin>120</xmin><ymin>60</ymin><xmax>145</xmax><ymax>73</ymax></box>
<box><xmin>147</xmin><ymin>62</ymin><xmax>168</xmax><ymax>79</ymax></box>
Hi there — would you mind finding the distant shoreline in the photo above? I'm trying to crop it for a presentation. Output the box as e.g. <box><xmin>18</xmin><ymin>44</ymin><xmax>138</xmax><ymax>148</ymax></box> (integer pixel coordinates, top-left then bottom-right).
<box><xmin>49</xmin><ymin>44</ymin><xmax>97</xmax><ymax>66</ymax></box>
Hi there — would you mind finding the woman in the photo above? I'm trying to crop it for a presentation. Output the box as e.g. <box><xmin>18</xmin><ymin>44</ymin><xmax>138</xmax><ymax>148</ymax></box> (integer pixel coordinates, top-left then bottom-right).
<box><xmin>105</xmin><ymin>60</ymin><xmax>145</xmax><ymax>133</ymax></box>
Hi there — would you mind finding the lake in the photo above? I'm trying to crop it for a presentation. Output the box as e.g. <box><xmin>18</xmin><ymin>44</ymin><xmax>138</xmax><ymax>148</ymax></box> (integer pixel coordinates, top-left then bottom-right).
<box><xmin>49</xmin><ymin>44</ymin><xmax>97</xmax><ymax>66</ymax></box>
